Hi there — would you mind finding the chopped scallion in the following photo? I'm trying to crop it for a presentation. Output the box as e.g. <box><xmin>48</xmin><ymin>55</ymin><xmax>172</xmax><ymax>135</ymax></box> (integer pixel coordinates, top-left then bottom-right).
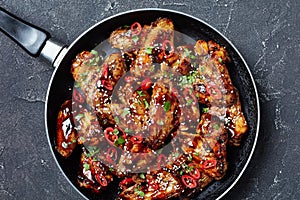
<box><xmin>134</xmin><ymin>188</ymin><xmax>145</xmax><ymax>197</ymax></box>
<box><xmin>188</xmin><ymin>154</ymin><xmax>193</xmax><ymax>161</ymax></box>
<box><xmin>122</xmin><ymin>108</ymin><xmax>130</xmax><ymax>117</ymax></box>
<box><xmin>83</xmin><ymin>163</ymin><xmax>90</xmax><ymax>170</ymax></box>
<box><xmin>124</xmin><ymin>128</ymin><xmax>133</xmax><ymax>133</ymax></box>
<box><xmin>203</xmin><ymin>107</ymin><xmax>209</xmax><ymax>113</ymax></box>
<box><xmin>158</xmin><ymin>120</ymin><xmax>164</xmax><ymax>125</ymax></box>
<box><xmin>109</xmin><ymin>167</ymin><xmax>115</xmax><ymax>172</ymax></box>
<box><xmin>132</xmin><ymin>35</ymin><xmax>139</xmax><ymax>43</ymax></box>
<box><xmin>74</xmin><ymin>81</ymin><xmax>81</xmax><ymax>88</ymax></box>
<box><xmin>144</xmin><ymin>99</ymin><xmax>149</xmax><ymax>109</ymax></box>
<box><xmin>114</xmin><ymin>136</ymin><xmax>125</xmax><ymax>146</ymax></box>
<box><xmin>139</xmin><ymin>173</ymin><xmax>145</xmax><ymax>179</ymax></box>
<box><xmin>114</xmin><ymin>116</ymin><xmax>120</xmax><ymax>124</ymax></box>
<box><xmin>113</xmin><ymin>128</ymin><xmax>119</xmax><ymax>135</ymax></box>
<box><xmin>163</xmin><ymin>101</ymin><xmax>171</xmax><ymax>112</ymax></box>
<box><xmin>218</xmin><ymin>57</ymin><xmax>223</xmax><ymax>64</ymax></box>
<box><xmin>90</xmin><ymin>50</ymin><xmax>98</xmax><ymax>56</ymax></box>
<box><xmin>75</xmin><ymin>113</ymin><xmax>84</xmax><ymax>121</ymax></box>
<box><xmin>186</xmin><ymin>99</ymin><xmax>194</xmax><ymax>105</ymax></box>
<box><xmin>145</xmin><ymin>46</ymin><xmax>154</xmax><ymax>54</ymax></box>
<box><xmin>137</xmin><ymin>91</ymin><xmax>145</xmax><ymax>96</ymax></box>
<box><xmin>213</xmin><ymin>124</ymin><xmax>220</xmax><ymax>130</ymax></box>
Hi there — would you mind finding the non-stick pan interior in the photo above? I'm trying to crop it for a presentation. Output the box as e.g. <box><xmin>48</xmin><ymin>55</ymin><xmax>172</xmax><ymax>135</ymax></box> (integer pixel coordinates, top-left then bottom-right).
<box><xmin>46</xmin><ymin>9</ymin><xmax>259</xmax><ymax>200</ymax></box>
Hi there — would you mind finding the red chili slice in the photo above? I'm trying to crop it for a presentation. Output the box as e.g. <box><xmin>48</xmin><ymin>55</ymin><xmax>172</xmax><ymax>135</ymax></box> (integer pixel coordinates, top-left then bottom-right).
<box><xmin>101</xmin><ymin>79</ymin><xmax>113</xmax><ymax>90</ymax></box>
<box><xmin>181</xmin><ymin>175</ymin><xmax>197</xmax><ymax>188</ymax></box>
<box><xmin>106</xmin><ymin>147</ymin><xmax>118</xmax><ymax>164</ymax></box>
<box><xmin>131</xmin><ymin>135</ymin><xmax>143</xmax><ymax>144</ymax></box>
<box><xmin>206</xmin><ymin>85</ymin><xmax>222</xmax><ymax>100</ymax></box>
<box><xmin>141</xmin><ymin>78</ymin><xmax>152</xmax><ymax>90</ymax></box>
<box><xmin>95</xmin><ymin>174</ymin><xmax>108</xmax><ymax>187</ymax></box>
<box><xmin>130</xmin><ymin>22</ymin><xmax>142</xmax><ymax>35</ymax></box>
<box><xmin>119</xmin><ymin>177</ymin><xmax>134</xmax><ymax>187</ymax></box>
<box><xmin>147</xmin><ymin>179</ymin><xmax>159</xmax><ymax>191</ymax></box>
<box><xmin>73</xmin><ymin>89</ymin><xmax>85</xmax><ymax>104</ymax></box>
<box><xmin>102</xmin><ymin>64</ymin><xmax>109</xmax><ymax>79</ymax></box>
<box><xmin>202</xmin><ymin>159</ymin><xmax>217</xmax><ymax>169</ymax></box>
<box><xmin>188</xmin><ymin>164</ymin><xmax>201</xmax><ymax>180</ymax></box>
<box><xmin>162</xmin><ymin>40</ymin><xmax>174</xmax><ymax>58</ymax></box>
<box><xmin>171</xmin><ymin>86</ymin><xmax>178</xmax><ymax>98</ymax></box>
<box><xmin>104</xmin><ymin>127</ymin><xmax>114</xmax><ymax>133</ymax></box>
<box><xmin>104</xmin><ymin>127</ymin><xmax>118</xmax><ymax>145</ymax></box>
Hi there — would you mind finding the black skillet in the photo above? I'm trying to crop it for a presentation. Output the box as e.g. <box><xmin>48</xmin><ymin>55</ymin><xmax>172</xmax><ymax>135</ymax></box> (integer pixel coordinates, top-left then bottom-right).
<box><xmin>0</xmin><ymin>7</ymin><xmax>260</xmax><ymax>200</ymax></box>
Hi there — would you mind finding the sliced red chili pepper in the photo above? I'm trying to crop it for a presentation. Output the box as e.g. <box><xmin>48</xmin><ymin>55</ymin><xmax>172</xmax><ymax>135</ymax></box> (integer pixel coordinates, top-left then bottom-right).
<box><xmin>157</xmin><ymin>154</ymin><xmax>167</xmax><ymax>169</ymax></box>
<box><xmin>147</xmin><ymin>179</ymin><xmax>159</xmax><ymax>191</ymax></box>
<box><xmin>162</xmin><ymin>40</ymin><xmax>174</xmax><ymax>58</ymax></box>
<box><xmin>188</xmin><ymin>164</ymin><xmax>201</xmax><ymax>180</ymax></box>
<box><xmin>141</xmin><ymin>78</ymin><xmax>152</xmax><ymax>90</ymax></box>
<box><xmin>95</xmin><ymin>174</ymin><xmax>108</xmax><ymax>187</ymax></box>
<box><xmin>206</xmin><ymin>85</ymin><xmax>222</xmax><ymax>100</ymax></box>
<box><xmin>202</xmin><ymin>159</ymin><xmax>217</xmax><ymax>169</ymax></box>
<box><xmin>130</xmin><ymin>22</ymin><xmax>142</xmax><ymax>35</ymax></box>
<box><xmin>73</xmin><ymin>89</ymin><xmax>85</xmax><ymax>104</ymax></box>
<box><xmin>171</xmin><ymin>86</ymin><xmax>178</xmax><ymax>98</ymax></box>
<box><xmin>181</xmin><ymin>175</ymin><xmax>197</xmax><ymax>188</ymax></box>
<box><xmin>119</xmin><ymin>177</ymin><xmax>134</xmax><ymax>187</ymax></box>
<box><xmin>131</xmin><ymin>135</ymin><xmax>143</xmax><ymax>144</ymax></box>
<box><xmin>104</xmin><ymin>127</ymin><xmax>114</xmax><ymax>133</ymax></box>
<box><xmin>102</xmin><ymin>64</ymin><xmax>109</xmax><ymax>79</ymax></box>
<box><xmin>101</xmin><ymin>79</ymin><xmax>113</xmax><ymax>90</ymax></box>
<box><xmin>106</xmin><ymin>147</ymin><xmax>118</xmax><ymax>164</ymax></box>
<box><xmin>104</xmin><ymin>127</ymin><xmax>118</xmax><ymax>145</ymax></box>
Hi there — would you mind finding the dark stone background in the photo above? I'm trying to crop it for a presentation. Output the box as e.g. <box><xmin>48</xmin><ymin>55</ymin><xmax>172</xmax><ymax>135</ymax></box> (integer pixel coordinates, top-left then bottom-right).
<box><xmin>0</xmin><ymin>0</ymin><xmax>299</xmax><ymax>199</ymax></box>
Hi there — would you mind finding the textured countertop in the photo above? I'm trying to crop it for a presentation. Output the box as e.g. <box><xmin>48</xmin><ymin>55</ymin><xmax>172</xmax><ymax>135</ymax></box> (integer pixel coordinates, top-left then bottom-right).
<box><xmin>0</xmin><ymin>0</ymin><xmax>299</xmax><ymax>199</ymax></box>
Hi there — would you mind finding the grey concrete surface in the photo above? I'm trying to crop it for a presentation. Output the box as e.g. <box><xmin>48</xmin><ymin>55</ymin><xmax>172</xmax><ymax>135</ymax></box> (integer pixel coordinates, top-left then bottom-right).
<box><xmin>0</xmin><ymin>0</ymin><xmax>299</xmax><ymax>199</ymax></box>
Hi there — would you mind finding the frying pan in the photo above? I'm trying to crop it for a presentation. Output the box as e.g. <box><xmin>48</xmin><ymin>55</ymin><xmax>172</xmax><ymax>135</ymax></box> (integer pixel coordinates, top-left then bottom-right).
<box><xmin>0</xmin><ymin>7</ymin><xmax>260</xmax><ymax>200</ymax></box>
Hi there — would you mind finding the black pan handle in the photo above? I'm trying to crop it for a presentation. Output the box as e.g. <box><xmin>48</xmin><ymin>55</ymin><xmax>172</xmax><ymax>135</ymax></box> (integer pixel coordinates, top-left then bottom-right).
<box><xmin>0</xmin><ymin>7</ymin><xmax>50</xmax><ymax>57</ymax></box>
<box><xmin>0</xmin><ymin>7</ymin><xmax>66</xmax><ymax>66</ymax></box>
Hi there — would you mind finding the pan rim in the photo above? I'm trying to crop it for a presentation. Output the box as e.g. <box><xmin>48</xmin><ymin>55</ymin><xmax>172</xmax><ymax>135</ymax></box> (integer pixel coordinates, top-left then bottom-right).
<box><xmin>45</xmin><ymin>8</ymin><xmax>260</xmax><ymax>200</ymax></box>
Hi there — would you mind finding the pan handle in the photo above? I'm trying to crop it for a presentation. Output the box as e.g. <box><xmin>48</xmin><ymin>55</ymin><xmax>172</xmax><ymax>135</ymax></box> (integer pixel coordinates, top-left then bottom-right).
<box><xmin>0</xmin><ymin>7</ymin><xmax>65</xmax><ymax>65</ymax></box>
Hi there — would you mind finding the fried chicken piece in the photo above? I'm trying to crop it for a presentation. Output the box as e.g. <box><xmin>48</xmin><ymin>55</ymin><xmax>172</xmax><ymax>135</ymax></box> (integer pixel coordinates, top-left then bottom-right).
<box><xmin>117</xmin><ymin>148</ymin><xmax>155</xmax><ymax>174</ymax></box>
<box><xmin>225</xmin><ymin>90</ymin><xmax>248</xmax><ymax>146</ymax></box>
<box><xmin>130</xmin><ymin>49</ymin><xmax>153</xmax><ymax>77</ymax></box>
<box><xmin>146</xmin><ymin>82</ymin><xmax>180</xmax><ymax>150</ymax></box>
<box><xmin>195</xmin><ymin>113</ymin><xmax>228</xmax><ymax>180</ymax></box>
<box><xmin>129</xmin><ymin>89</ymin><xmax>151</xmax><ymax>128</ymax></box>
<box><xmin>118</xmin><ymin>171</ymin><xmax>182</xmax><ymax>200</ymax></box>
<box><xmin>77</xmin><ymin>152</ymin><xmax>114</xmax><ymax>193</ymax></box>
<box><xmin>167</xmin><ymin>45</ymin><xmax>195</xmax><ymax>75</ymax></box>
<box><xmin>71</xmin><ymin>51</ymin><xmax>127</xmax><ymax>126</ymax></box>
<box><xmin>194</xmin><ymin>40</ymin><xmax>209</xmax><ymax>56</ymax></box>
<box><xmin>74</xmin><ymin>110</ymin><xmax>103</xmax><ymax>146</ymax></box>
<box><xmin>56</xmin><ymin>100</ymin><xmax>77</xmax><ymax>157</ymax></box>
<box><xmin>193</xmin><ymin>40</ymin><xmax>236</xmax><ymax>107</ymax></box>
<box><xmin>203</xmin><ymin>89</ymin><xmax>248</xmax><ymax>146</ymax></box>
<box><xmin>143</xmin><ymin>18</ymin><xmax>174</xmax><ymax>48</ymax></box>
<box><xmin>110</xmin><ymin>18</ymin><xmax>174</xmax><ymax>52</ymax></box>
